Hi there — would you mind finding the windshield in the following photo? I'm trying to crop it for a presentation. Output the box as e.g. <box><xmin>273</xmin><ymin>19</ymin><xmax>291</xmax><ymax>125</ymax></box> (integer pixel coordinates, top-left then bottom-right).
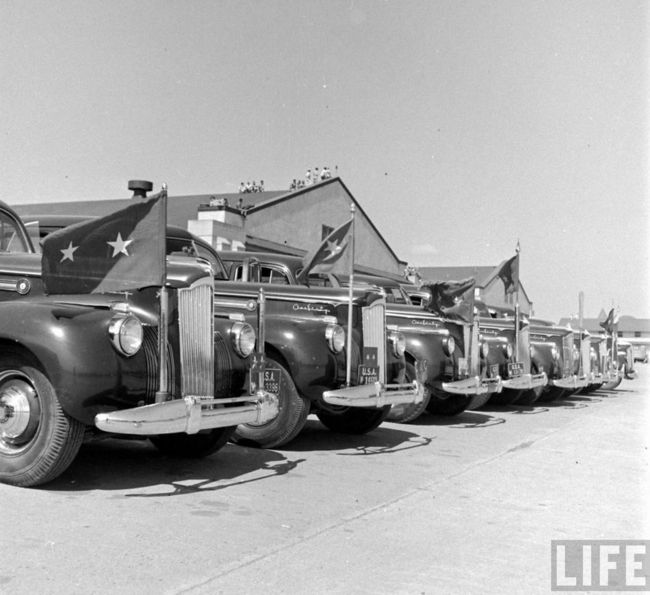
<box><xmin>0</xmin><ymin>212</ymin><xmax>30</xmax><ymax>253</ymax></box>
<box><xmin>166</xmin><ymin>237</ymin><xmax>229</xmax><ymax>279</ymax></box>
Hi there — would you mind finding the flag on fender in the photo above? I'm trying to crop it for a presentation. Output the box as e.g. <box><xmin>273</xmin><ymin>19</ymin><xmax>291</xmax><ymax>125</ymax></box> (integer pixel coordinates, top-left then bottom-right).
<box><xmin>296</xmin><ymin>218</ymin><xmax>353</xmax><ymax>283</ymax></box>
<box><xmin>483</xmin><ymin>253</ymin><xmax>519</xmax><ymax>294</ymax></box>
<box><xmin>599</xmin><ymin>307</ymin><xmax>619</xmax><ymax>334</ymax></box>
<box><xmin>42</xmin><ymin>189</ymin><xmax>166</xmax><ymax>294</ymax></box>
<box><xmin>420</xmin><ymin>277</ymin><xmax>476</xmax><ymax>322</ymax></box>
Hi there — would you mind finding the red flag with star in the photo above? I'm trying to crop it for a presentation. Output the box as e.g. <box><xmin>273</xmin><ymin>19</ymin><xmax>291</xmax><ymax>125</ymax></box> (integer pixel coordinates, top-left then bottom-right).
<box><xmin>296</xmin><ymin>218</ymin><xmax>353</xmax><ymax>283</ymax></box>
<box><xmin>41</xmin><ymin>189</ymin><xmax>166</xmax><ymax>294</ymax></box>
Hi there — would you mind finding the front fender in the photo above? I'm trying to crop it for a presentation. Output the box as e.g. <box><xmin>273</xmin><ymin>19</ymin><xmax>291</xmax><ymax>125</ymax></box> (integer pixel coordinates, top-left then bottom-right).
<box><xmin>0</xmin><ymin>302</ymin><xmax>148</xmax><ymax>425</ymax></box>
<box><xmin>403</xmin><ymin>332</ymin><xmax>450</xmax><ymax>384</ymax></box>
<box><xmin>265</xmin><ymin>319</ymin><xmax>351</xmax><ymax>401</ymax></box>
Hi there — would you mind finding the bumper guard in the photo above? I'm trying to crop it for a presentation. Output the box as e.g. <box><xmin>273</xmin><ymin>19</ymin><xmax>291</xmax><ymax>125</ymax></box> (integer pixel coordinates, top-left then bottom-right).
<box><xmin>94</xmin><ymin>391</ymin><xmax>279</xmax><ymax>436</ymax></box>
<box><xmin>441</xmin><ymin>375</ymin><xmax>503</xmax><ymax>395</ymax></box>
<box><xmin>501</xmin><ymin>372</ymin><xmax>548</xmax><ymax>391</ymax></box>
<box><xmin>550</xmin><ymin>375</ymin><xmax>588</xmax><ymax>390</ymax></box>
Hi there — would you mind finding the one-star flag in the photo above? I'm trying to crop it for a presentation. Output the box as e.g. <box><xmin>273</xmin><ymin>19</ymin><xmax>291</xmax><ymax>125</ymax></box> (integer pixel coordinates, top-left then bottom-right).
<box><xmin>296</xmin><ymin>218</ymin><xmax>353</xmax><ymax>283</ymax></box>
<box><xmin>42</xmin><ymin>189</ymin><xmax>166</xmax><ymax>294</ymax></box>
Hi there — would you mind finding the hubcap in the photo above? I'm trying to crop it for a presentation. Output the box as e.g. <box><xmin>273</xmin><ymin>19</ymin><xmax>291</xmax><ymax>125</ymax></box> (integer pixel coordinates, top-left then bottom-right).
<box><xmin>0</xmin><ymin>374</ymin><xmax>40</xmax><ymax>446</ymax></box>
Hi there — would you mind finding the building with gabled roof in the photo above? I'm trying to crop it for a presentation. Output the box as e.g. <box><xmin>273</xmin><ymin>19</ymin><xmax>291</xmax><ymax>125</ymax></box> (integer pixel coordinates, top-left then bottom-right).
<box><xmin>15</xmin><ymin>177</ymin><xmax>407</xmax><ymax>279</ymax></box>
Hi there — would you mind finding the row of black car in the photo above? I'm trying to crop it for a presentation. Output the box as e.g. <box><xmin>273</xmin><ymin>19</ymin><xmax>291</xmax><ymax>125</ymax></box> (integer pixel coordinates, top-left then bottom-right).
<box><xmin>0</xmin><ymin>181</ymin><xmax>633</xmax><ymax>486</ymax></box>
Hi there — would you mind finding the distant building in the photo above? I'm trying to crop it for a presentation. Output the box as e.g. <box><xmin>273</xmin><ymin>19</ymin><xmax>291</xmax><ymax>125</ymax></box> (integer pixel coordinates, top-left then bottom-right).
<box><xmin>558</xmin><ymin>312</ymin><xmax>650</xmax><ymax>341</ymax></box>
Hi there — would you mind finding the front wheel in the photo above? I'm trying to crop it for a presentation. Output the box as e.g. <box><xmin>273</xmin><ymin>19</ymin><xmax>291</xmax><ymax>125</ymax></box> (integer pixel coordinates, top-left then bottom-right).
<box><xmin>150</xmin><ymin>428</ymin><xmax>234</xmax><ymax>457</ymax></box>
<box><xmin>0</xmin><ymin>356</ymin><xmax>85</xmax><ymax>487</ymax></box>
<box><xmin>386</xmin><ymin>363</ymin><xmax>430</xmax><ymax>423</ymax></box>
<box><xmin>516</xmin><ymin>385</ymin><xmax>544</xmax><ymax>405</ymax></box>
<box><xmin>316</xmin><ymin>405</ymin><xmax>390</xmax><ymax>434</ymax></box>
<box><xmin>537</xmin><ymin>386</ymin><xmax>566</xmax><ymax>402</ymax></box>
<box><xmin>427</xmin><ymin>389</ymin><xmax>472</xmax><ymax>416</ymax></box>
<box><xmin>489</xmin><ymin>388</ymin><xmax>525</xmax><ymax>406</ymax></box>
<box><xmin>230</xmin><ymin>357</ymin><xmax>309</xmax><ymax>449</ymax></box>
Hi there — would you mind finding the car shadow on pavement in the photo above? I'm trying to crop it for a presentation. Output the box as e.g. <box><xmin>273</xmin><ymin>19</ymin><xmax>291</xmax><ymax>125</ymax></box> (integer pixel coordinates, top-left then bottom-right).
<box><xmin>278</xmin><ymin>417</ymin><xmax>434</xmax><ymax>455</ymax></box>
<box><xmin>415</xmin><ymin>410</ymin><xmax>507</xmax><ymax>428</ymax></box>
<box><xmin>47</xmin><ymin>438</ymin><xmax>305</xmax><ymax>495</ymax></box>
<box><xmin>598</xmin><ymin>388</ymin><xmax>634</xmax><ymax>395</ymax></box>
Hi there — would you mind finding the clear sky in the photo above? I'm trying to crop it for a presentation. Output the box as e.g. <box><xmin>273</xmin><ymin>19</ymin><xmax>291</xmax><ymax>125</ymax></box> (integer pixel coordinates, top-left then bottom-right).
<box><xmin>1</xmin><ymin>0</ymin><xmax>647</xmax><ymax>322</ymax></box>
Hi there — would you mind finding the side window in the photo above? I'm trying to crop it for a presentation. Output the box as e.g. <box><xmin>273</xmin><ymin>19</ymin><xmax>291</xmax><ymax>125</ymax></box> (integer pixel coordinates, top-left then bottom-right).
<box><xmin>260</xmin><ymin>266</ymin><xmax>289</xmax><ymax>285</ymax></box>
<box><xmin>231</xmin><ymin>265</ymin><xmax>244</xmax><ymax>281</ymax></box>
<box><xmin>306</xmin><ymin>275</ymin><xmax>330</xmax><ymax>287</ymax></box>
<box><xmin>0</xmin><ymin>212</ymin><xmax>29</xmax><ymax>253</ymax></box>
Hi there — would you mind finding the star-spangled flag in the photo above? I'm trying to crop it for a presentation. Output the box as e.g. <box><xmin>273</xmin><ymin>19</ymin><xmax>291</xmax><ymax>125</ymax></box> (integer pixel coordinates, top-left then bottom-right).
<box><xmin>296</xmin><ymin>218</ymin><xmax>353</xmax><ymax>283</ymax></box>
<box><xmin>41</xmin><ymin>188</ymin><xmax>166</xmax><ymax>294</ymax></box>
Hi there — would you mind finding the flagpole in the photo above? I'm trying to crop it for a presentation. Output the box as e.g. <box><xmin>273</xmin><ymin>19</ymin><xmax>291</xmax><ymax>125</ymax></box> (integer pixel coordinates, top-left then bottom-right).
<box><xmin>514</xmin><ymin>241</ymin><xmax>521</xmax><ymax>360</ymax></box>
<box><xmin>346</xmin><ymin>204</ymin><xmax>355</xmax><ymax>387</ymax></box>
<box><xmin>155</xmin><ymin>183</ymin><xmax>170</xmax><ymax>403</ymax></box>
<box><xmin>468</xmin><ymin>282</ymin><xmax>476</xmax><ymax>375</ymax></box>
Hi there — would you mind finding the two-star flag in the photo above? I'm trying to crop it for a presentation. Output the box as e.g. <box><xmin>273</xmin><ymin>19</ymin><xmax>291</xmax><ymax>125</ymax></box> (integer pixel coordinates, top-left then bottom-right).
<box><xmin>41</xmin><ymin>189</ymin><xmax>166</xmax><ymax>294</ymax></box>
<box><xmin>296</xmin><ymin>218</ymin><xmax>353</xmax><ymax>283</ymax></box>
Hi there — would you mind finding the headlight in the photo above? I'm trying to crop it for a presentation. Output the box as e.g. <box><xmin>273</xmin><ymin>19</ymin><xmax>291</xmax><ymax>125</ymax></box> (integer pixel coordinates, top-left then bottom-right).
<box><xmin>389</xmin><ymin>330</ymin><xmax>406</xmax><ymax>357</ymax></box>
<box><xmin>325</xmin><ymin>324</ymin><xmax>345</xmax><ymax>354</ymax></box>
<box><xmin>108</xmin><ymin>314</ymin><xmax>143</xmax><ymax>357</ymax></box>
<box><xmin>590</xmin><ymin>349</ymin><xmax>597</xmax><ymax>362</ymax></box>
<box><xmin>480</xmin><ymin>340</ymin><xmax>489</xmax><ymax>359</ymax></box>
<box><xmin>442</xmin><ymin>336</ymin><xmax>455</xmax><ymax>357</ymax></box>
<box><xmin>573</xmin><ymin>348</ymin><xmax>580</xmax><ymax>362</ymax></box>
<box><xmin>551</xmin><ymin>346</ymin><xmax>559</xmax><ymax>360</ymax></box>
<box><xmin>231</xmin><ymin>321</ymin><xmax>256</xmax><ymax>357</ymax></box>
<box><xmin>504</xmin><ymin>343</ymin><xmax>513</xmax><ymax>359</ymax></box>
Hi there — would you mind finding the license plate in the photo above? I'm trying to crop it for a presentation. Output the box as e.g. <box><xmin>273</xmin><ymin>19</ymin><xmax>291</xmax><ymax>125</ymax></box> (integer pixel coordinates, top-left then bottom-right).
<box><xmin>507</xmin><ymin>362</ymin><xmax>524</xmax><ymax>377</ymax></box>
<box><xmin>489</xmin><ymin>364</ymin><xmax>500</xmax><ymax>378</ymax></box>
<box><xmin>262</xmin><ymin>368</ymin><xmax>281</xmax><ymax>394</ymax></box>
<box><xmin>358</xmin><ymin>365</ymin><xmax>379</xmax><ymax>385</ymax></box>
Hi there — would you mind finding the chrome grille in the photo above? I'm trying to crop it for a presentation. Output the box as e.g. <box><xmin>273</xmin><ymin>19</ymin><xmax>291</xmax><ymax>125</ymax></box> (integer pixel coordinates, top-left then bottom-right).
<box><xmin>213</xmin><ymin>331</ymin><xmax>232</xmax><ymax>398</ymax></box>
<box><xmin>562</xmin><ymin>333</ymin><xmax>573</xmax><ymax>375</ymax></box>
<box><xmin>178</xmin><ymin>276</ymin><xmax>215</xmax><ymax>398</ymax></box>
<box><xmin>518</xmin><ymin>325</ymin><xmax>531</xmax><ymax>369</ymax></box>
<box><xmin>362</xmin><ymin>299</ymin><xmax>387</xmax><ymax>384</ymax></box>
<box><xmin>142</xmin><ymin>326</ymin><xmax>175</xmax><ymax>402</ymax></box>
<box><xmin>580</xmin><ymin>337</ymin><xmax>590</xmax><ymax>375</ymax></box>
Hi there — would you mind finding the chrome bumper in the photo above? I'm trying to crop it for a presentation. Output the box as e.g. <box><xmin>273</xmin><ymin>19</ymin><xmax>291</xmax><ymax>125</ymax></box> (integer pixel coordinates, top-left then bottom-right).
<box><xmin>502</xmin><ymin>372</ymin><xmax>548</xmax><ymax>391</ymax></box>
<box><xmin>550</xmin><ymin>375</ymin><xmax>589</xmax><ymax>390</ymax></box>
<box><xmin>323</xmin><ymin>360</ymin><xmax>426</xmax><ymax>408</ymax></box>
<box><xmin>625</xmin><ymin>369</ymin><xmax>638</xmax><ymax>379</ymax></box>
<box><xmin>95</xmin><ymin>391</ymin><xmax>279</xmax><ymax>436</ymax></box>
<box><xmin>323</xmin><ymin>381</ymin><xmax>424</xmax><ymax>408</ymax></box>
<box><xmin>441</xmin><ymin>375</ymin><xmax>503</xmax><ymax>395</ymax></box>
<box><xmin>589</xmin><ymin>372</ymin><xmax>604</xmax><ymax>384</ymax></box>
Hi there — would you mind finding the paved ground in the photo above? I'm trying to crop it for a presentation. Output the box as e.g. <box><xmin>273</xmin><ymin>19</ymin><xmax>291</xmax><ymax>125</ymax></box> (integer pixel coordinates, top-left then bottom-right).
<box><xmin>2</xmin><ymin>367</ymin><xmax>648</xmax><ymax>594</ymax></box>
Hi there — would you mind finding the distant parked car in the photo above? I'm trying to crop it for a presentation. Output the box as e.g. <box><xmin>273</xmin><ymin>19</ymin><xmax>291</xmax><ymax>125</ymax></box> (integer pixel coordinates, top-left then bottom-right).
<box><xmin>220</xmin><ymin>251</ymin><xmax>503</xmax><ymax>419</ymax></box>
